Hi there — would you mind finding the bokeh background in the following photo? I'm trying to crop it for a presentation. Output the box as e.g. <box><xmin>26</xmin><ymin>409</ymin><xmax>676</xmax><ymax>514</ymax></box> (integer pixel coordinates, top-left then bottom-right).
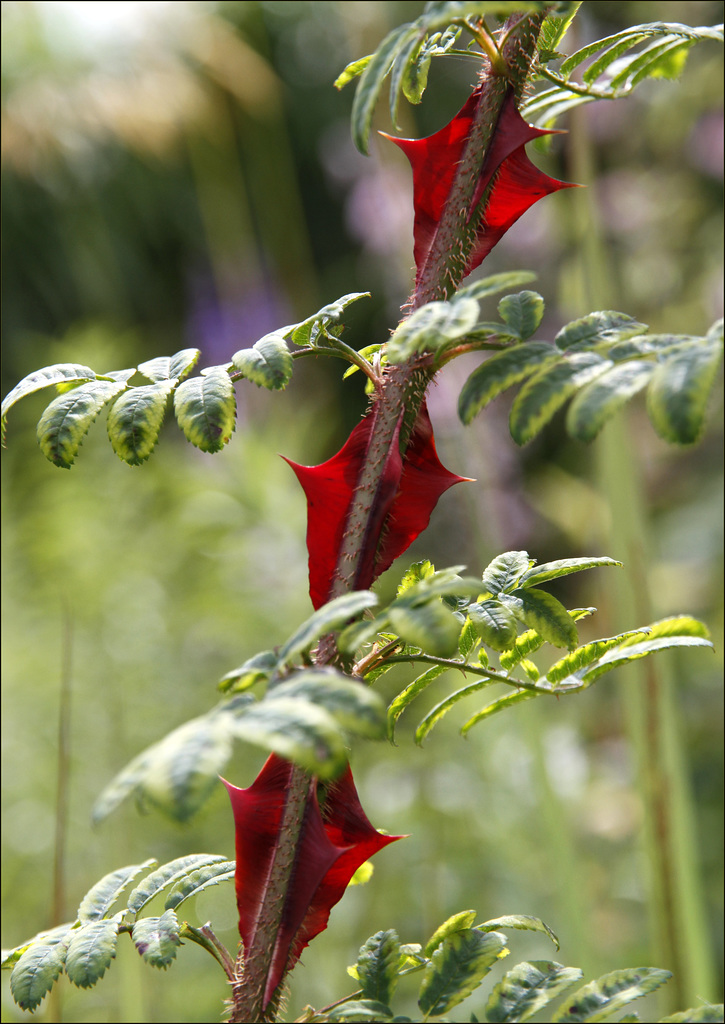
<box><xmin>1</xmin><ymin>2</ymin><xmax>722</xmax><ymax>1021</ymax></box>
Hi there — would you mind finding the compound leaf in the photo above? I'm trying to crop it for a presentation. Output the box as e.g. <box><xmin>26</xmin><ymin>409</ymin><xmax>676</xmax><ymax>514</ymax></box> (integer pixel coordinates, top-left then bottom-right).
<box><xmin>278</xmin><ymin>592</ymin><xmax>378</xmax><ymax>667</ymax></box>
<box><xmin>267</xmin><ymin>670</ymin><xmax>386</xmax><ymax>740</ymax></box>
<box><xmin>164</xmin><ymin>861</ymin><xmax>236</xmax><ymax>911</ymax></box>
<box><xmin>127</xmin><ymin>854</ymin><xmax>227</xmax><ymax>915</ymax></box>
<box><xmin>550</xmin><ymin>966</ymin><xmax>672</xmax><ymax>1022</ymax></box>
<box><xmin>232</xmin><ymin>333</ymin><xmax>292</xmax><ymax>390</ymax></box>
<box><xmin>1</xmin><ymin>362</ymin><xmax>96</xmax><ymax>443</ymax></box>
<box><xmin>78</xmin><ymin>860</ymin><xmax>156</xmax><ymax>923</ymax></box>
<box><xmin>510</xmin><ymin>353</ymin><xmax>613</xmax><ymax>445</ymax></box>
<box><xmin>386</xmin><ymin>298</ymin><xmax>480</xmax><ymax>363</ymax></box>
<box><xmin>387</xmin><ymin>664</ymin><xmax>449</xmax><ymax>742</ymax></box>
<box><xmin>137</xmin><ymin>349</ymin><xmax>199</xmax><ymax>382</ymax></box>
<box><xmin>486</xmin><ymin>960</ymin><xmax>582</xmax><ymax>1023</ymax></box>
<box><xmin>458</xmin><ymin>343</ymin><xmax>560</xmax><ymax>424</ymax></box>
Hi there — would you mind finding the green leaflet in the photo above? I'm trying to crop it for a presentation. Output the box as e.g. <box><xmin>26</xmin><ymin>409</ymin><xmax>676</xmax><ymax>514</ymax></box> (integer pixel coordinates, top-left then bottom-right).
<box><xmin>486</xmin><ymin>960</ymin><xmax>582</xmax><ymax>1023</ymax></box>
<box><xmin>481</xmin><ymin>550</ymin><xmax>532</xmax><ymax>595</ymax></box>
<box><xmin>566</xmin><ymin>361</ymin><xmax>654</xmax><ymax>441</ymax></box>
<box><xmin>173</xmin><ymin>369</ymin><xmax>235</xmax><ymax>452</ymax></box>
<box><xmin>132</xmin><ymin>910</ymin><xmax>182</xmax><ymax>968</ymax></box>
<box><xmin>461</xmin><ymin>690</ymin><xmax>541</xmax><ymax>735</ymax></box>
<box><xmin>351</xmin><ymin>20</ymin><xmax>421</xmax><ymax>152</ymax></box>
<box><xmin>418</xmin><ymin>928</ymin><xmax>508</xmax><ymax>1017</ymax></box>
<box><xmin>456</xmin><ymin>271</ymin><xmax>538</xmax><ymax>303</ymax></box>
<box><xmin>78</xmin><ymin>860</ymin><xmax>156</xmax><ymax>923</ymax></box>
<box><xmin>458</xmin><ymin>343</ymin><xmax>560</xmax><ymax>425</ymax></box>
<box><xmin>357</xmin><ymin>929</ymin><xmax>402</xmax><ymax>1006</ymax></box>
<box><xmin>327</xmin><ymin>1000</ymin><xmax>395</xmax><ymax>1022</ymax></box>
<box><xmin>519</xmin><ymin>556</ymin><xmax>622</xmax><ymax>588</ymax></box>
<box><xmin>424</xmin><ymin>910</ymin><xmax>478</xmax><ymax>957</ymax></box>
<box><xmin>468</xmin><ymin>600</ymin><xmax>519</xmax><ymax>652</ymax></box>
<box><xmin>232</xmin><ymin>332</ymin><xmax>293</xmax><ymax>390</ymax></box>
<box><xmin>37</xmin><ymin>379</ymin><xmax>128</xmax><ymax>468</ymax></box>
<box><xmin>555</xmin><ymin>311</ymin><xmax>647</xmax><ymax>352</ymax></box>
<box><xmin>1</xmin><ymin>362</ymin><xmax>97</xmax><ymax>443</ymax></box>
<box><xmin>477</xmin><ymin>915</ymin><xmax>559</xmax><ymax>951</ymax></box>
<box><xmin>288</xmin><ymin>292</ymin><xmax>370</xmax><ymax>346</ymax></box>
<box><xmin>164</xmin><ymin>861</ymin><xmax>235</xmax><ymax>911</ymax></box>
<box><xmin>107</xmin><ymin>380</ymin><xmax>175</xmax><ymax>465</ymax></box>
<box><xmin>582</xmin><ymin>635</ymin><xmax>714</xmax><ymax>685</ymax></box>
<box><xmin>498</xmin><ymin>291</ymin><xmax>545</xmax><ymax>341</ymax></box>
<box><xmin>138</xmin><ymin>349</ymin><xmax>199</xmax><ymax>382</ymax></box>
<box><xmin>646</xmin><ymin>335</ymin><xmax>724</xmax><ymax>444</ymax></box>
<box><xmin>228</xmin><ymin>696</ymin><xmax>349</xmax><ymax>778</ymax></box>
<box><xmin>127</xmin><ymin>855</ymin><xmax>227</xmax><ymax>915</ymax></box>
<box><xmin>2</xmin><ymin>923</ymin><xmax>74</xmax><ymax>970</ymax></box>
<box><xmin>499</xmin><ymin>628</ymin><xmax>547</xmax><ymax>671</ymax></box>
<box><xmin>501</xmin><ymin>589</ymin><xmax>578</xmax><ymax>649</ymax></box>
<box><xmin>386</xmin><ymin>298</ymin><xmax>480</xmax><ymax>363</ymax></box>
<box><xmin>388</xmin><ymin>599</ymin><xmax>462</xmax><ymax>659</ymax></box>
<box><xmin>509</xmin><ymin>352</ymin><xmax>612</xmax><ymax>445</ymax></box>
<box><xmin>390</xmin><ymin>32</ymin><xmax>427</xmax><ymax>125</ymax></box>
<box><xmin>64</xmin><ymin>918</ymin><xmax>120</xmax><ymax>988</ymax></box>
<box><xmin>278</xmin><ymin>591</ymin><xmax>378</xmax><ymax>667</ymax></box>
<box><xmin>218</xmin><ymin>650</ymin><xmax>279</xmax><ymax>693</ymax></box>
<box><xmin>547</xmin><ymin>631</ymin><xmax>646</xmax><ymax>685</ymax></box>
<box><xmin>387</xmin><ymin>665</ymin><xmax>449</xmax><ymax>742</ymax></box>
<box><xmin>401</xmin><ymin>32</ymin><xmax>433</xmax><ymax>105</ymax></box>
<box><xmin>550</xmin><ymin>966</ymin><xmax>672</xmax><ymax>1022</ymax></box>
<box><xmin>9</xmin><ymin>940</ymin><xmax>68</xmax><ymax>1012</ymax></box>
<box><xmin>659</xmin><ymin>1005</ymin><xmax>725</xmax><ymax>1023</ymax></box>
<box><xmin>415</xmin><ymin>676</ymin><xmax>502</xmax><ymax>746</ymax></box>
<box><xmin>91</xmin><ymin>706</ymin><xmax>237</xmax><ymax>823</ymax></box>
<box><xmin>266</xmin><ymin>670</ymin><xmax>386</xmax><ymax>740</ymax></box>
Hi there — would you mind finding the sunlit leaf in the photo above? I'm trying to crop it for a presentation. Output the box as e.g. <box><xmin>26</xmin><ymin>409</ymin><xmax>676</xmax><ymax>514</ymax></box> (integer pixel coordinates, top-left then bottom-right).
<box><xmin>646</xmin><ymin>337</ymin><xmax>723</xmax><ymax>444</ymax></box>
<box><xmin>468</xmin><ymin>599</ymin><xmax>519</xmax><ymax>652</ymax></box>
<box><xmin>481</xmin><ymin>550</ymin><xmax>532</xmax><ymax>595</ymax></box>
<box><xmin>132</xmin><ymin>910</ymin><xmax>181</xmax><ymax>968</ymax></box>
<box><xmin>456</xmin><ymin>271</ymin><xmax>538</xmax><ymax>303</ymax></box>
<box><xmin>278</xmin><ymin>592</ymin><xmax>378</xmax><ymax>666</ymax></box>
<box><xmin>267</xmin><ymin>670</ymin><xmax>386</xmax><ymax>740</ymax></box>
<box><xmin>232</xmin><ymin>333</ymin><xmax>292</xmax><ymax>390</ymax></box>
<box><xmin>416</xmin><ymin>675</ymin><xmax>501</xmax><ymax>746</ymax></box>
<box><xmin>458</xmin><ymin>343</ymin><xmax>560</xmax><ymax>425</ymax></box>
<box><xmin>64</xmin><ymin>918</ymin><xmax>119</xmax><ymax>988</ymax></box>
<box><xmin>555</xmin><ymin>311</ymin><xmax>647</xmax><ymax>351</ymax></box>
<box><xmin>486</xmin><ymin>960</ymin><xmax>582</xmax><ymax>1023</ymax></box>
<box><xmin>1</xmin><ymin>362</ymin><xmax>97</xmax><ymax>443</ymax></box>
<box><xmin>218</xmin><ymin>651</ymin><xmax>279</xmax><ymax>693</ymax></box>
<box><xmin>387</xmin><ymin>664</ymin><xmax>449</xmax><ymax>742</ymax></box>
<box><xmin>386</xmin><ymin>298</ymin><xmax>480</xmax><ymax>363</ymax></box>
<box><xmin>77</xmin><ymin>861</ymin><xmax>156</xmax><ymax>923</ymax></box>
<box><xmin>357</xmin><ymin>929</ymin><xmax>402</xmax><ymax>1005</ymax></box>
<box><xmin>173</xmin><ymin>369</ymin><xmax>235</xmax><ymax>452</ymax></box>
<box><xmin>418</xmin><ymin>928</ymin><xmax>508</xmax><ymax>1017</ymax></box>
<box><xmin>659</xmin><ymin>1005</ymin><xmax>725</xmax><ymax>1023</ymax></box>
<box><xmin>461</xmin><ymin>689</ymin><xmax>541</xmax><ymax>734</ymax></box>
<box><xmin>550</xmin><ymin>966</ymin><xmax>672</xmax><ymax>1021</ymax></box>
<box><xmin>424</xmin><ymin>910</ymin><xmax>477</xmax><ymax>957</ymax></box>
<box><xmin>477</xmin><ymin>915</ymin><xmax>559</xmax><ymax>950</ymax></box>
<box><xmin>137</xmin><ymin>349</ymin><xmax>199</xmax><ymax>382</ymax></box>
<box><xmin>509</xmin><ymin>352</ymin><xmax>612</xmax><ymax>445</ymax></box>
<box><xmin>501</xmin><ymin>589</ymin><xmax>578</xmax><ymax>649</ymax></box>
<box><xmin>164</xmin><ymin>861</ymin><xmax>235</xmax><ymax>911</ymax></box>
<box><xmin>566</xmin><ymin>362</ymin><xmax>654</xmax><ymax>441</ymax></box>
<box><xmin>37</xmin><ymin>379</ymin><xmax>127</xmax><ymax>468</ymax></box>
<box><xmin>127</xmin><ymin>855</ymin><xmax>227</xmax><ymax>915</ymax></box>
<box><xmin>519</xmin><ymin>556</ymin><xmax>621</xmax><ymax>587</ymax></box>
<box><xmin>388</xmin><ymin>598</ymin><xmax>462</xmax><ymax>658</ymax></box>
<box><xmin>498</xmin><ymin>291</ymin><xmax>545</xmax><ymax>340</ymax></box>
<box><xmin>107</xmin><ymin>380</ymin><xmax>175</xmax><ymax>465</ymax></box>
<box><xmin>9</xmin><ymin>940</ymin><xmax>68</xmax><ymax>1011</ymax></box>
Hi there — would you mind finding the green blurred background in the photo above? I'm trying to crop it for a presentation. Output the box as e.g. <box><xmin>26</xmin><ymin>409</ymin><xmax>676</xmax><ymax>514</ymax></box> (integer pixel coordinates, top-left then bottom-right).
<box><xmin>1</xmin><ymin>2</ymin><xmax>722</xmax><ymax>1021</ymax></box>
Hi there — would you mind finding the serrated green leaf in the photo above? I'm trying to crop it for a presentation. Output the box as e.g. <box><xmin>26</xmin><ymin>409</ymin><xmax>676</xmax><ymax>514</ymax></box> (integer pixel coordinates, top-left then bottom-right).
<box><xmin>36</xmin><ymin>379</ymin><xmax>128</xmax><ymax>468</ymax></box>
<box><xmin>278</xmin><ymin>591</ymin><xmax>378</xmax><ymax>667</ymax></box>
<box><xmin>387</xmin><ymin>298</ymin><xmax>480</xmax><ymax>363</ymax></box>
<box><xmin>510</xmin><ymin>352</ymin><xmax>612</xmax><ymax>445</ymax></box>
<box><xmin>232</xmin><ymin>333</ymin><xmax>292</xmax><ymax>390</ymax></box>
<box><xmin>107</xmin><ymin>380</ymin><xmax>175</xmax><ymax>465</ymax></box>
<box><xmin>289</xmin><ymin>292</ymin><xmax>371</xmax><ymax>346</ymax></box>
<box><xmin>416</xmin><ymin>675</ymin><xmax>500</xmax><ymax>746</ymax></box>
<box><xmin>461</xmin><ymin>689</ymin><xmax>541</xmax><ymax>735</ymax></box>
<box><xmin>127</xmin><ymin>854</ymin><xmax>227</xmax><ymax>915</ymax></box>
<box><xmin>2</xmin><ymin>363</ymin><xmax>97</xmax><ymax>443</ymax></box>
<box><xmin>10</xmin><ymin>940</ymin><xmax>68</xmax><ymax>1011</ymax></box>
<box><xmin>137</xmin><ymin>349</ymin><xmax>200</xmax><ymax>382</ymax></box>
<box><xmin>351</xmin><ymin>21</ymin><xmax>421</xmax><ymax>152</ymax></box>
<box><xmin>481</xmin><ymin>551</ymin><xmax>532</xmax><ymax>595</ymax></box>
<box><xmin>646</xmin><ymin>339</ymin><xmax>723</xmax><ymax>444</ymax></box>
<box><xmin>555</xmin><ymin>312</ymin><xmax>648</xmax><ymax>352</ymax></box>
<box><xmin>164</xmin><ymin>861</ymin><xmax>236</xmax><ymax>911</ymax></box>
<box><xmin>458</xmin><ymin>343</ymin><xmax>560</xmax><ymax>424</ymax></box>
<box><xmin>550</xmin><ymin>966</ymin><xmax>672</xmax><ymax>1022</ymax></box>
<box><xmin>3</xmin><ymin>923</ymin><xmax>74</xmax><ymax>972</ymax></box>
<box><xmin>424</xmin><ymin>911</ymin><xmax>477</xmax><ymax>957</ymax></box>
<box><xmin>502</xmin><ymin>589</ymin><xmax>578</xmax><ymax>649</ymax></box>
<box><xmin>92</xmin><ymin>706</ymin><xmax>237</xmax><ymax>823</ymax></box>
<box><xmin>546</xmin><ymin>631</ymin><xmax>646</xmax><ymax>685</ymax></box>
<box><xmin>498</xmin><ymin>291</ymin><xmax>545</xmax><ymax>340</ymax></box>
<box><xmin>581</xmin><ymin>34</ymin><xmax>649</xmax><ymax>84</ymax></box>
<box><xmin>397</xmin><ymin>559</ymin><xmax>436</xmax><ymax>595</ymax></box>
<box><xmin>173</xmin><ymin>369</ymin><xmax>235</xmax><ymax>452</ymax></box>
<box><xmin>468</xmin><ymin>600</ymin><xmax>519</xmax><ymax>652</ymax></box>
<box><xmin>64</xmin><ymin>918</ymin><xmax>119</xmax><ymax>988</ymax></box>
<box><xmin>519</xmin><ymin>556</ymin><xmax>622</xmax><ymax>588</ymax></box>
<box><xmin>218</xmin><ymin>650</ymin><xmax>279</xmax><ymax>693</ymax></box>
<box><xmin>486</xmin><ymin>960</ymin><xmax>582</xmax><ymax>1023</ymax></box>
<box><xmin>478</xmin><ymin>916</ymin><xmax>559</xmax><ymax>950</ymax></box>
<box><xmin>401</xmin><ymin>35</ymin><xmax>433</xmax><ymax>105</ymax></box>
<box><xmin>268</xmin><ymin>669</ymin><xmax>386</xmax><ymax>740</ymax></box>
<box><xmin>582</xmin><ymin>635</ymin><xmax>713</xmax><ymax>685</ymax></box>
<box><xmin>78</xmin><ymin>860</ymin><xmax>156</xmax><ymax>923</ymax></box>
<box><xmin>538</xmin><ymin>1</ymin><xmax>583</xmax><ymax>52</ymax></box>
<box><xmin>418</xmin><ymin>929</ymin><xmax>508</xmax><ymax>1017</ymax></box>
<box><xmin>659</xmin><ymin>1004</ymin><xmax>725</xmax><ymax>1022</ymax></box>
<box><xmin>499</xmin><ymin>628</ymin><xmax>547</xmax><ymax>672</ymax></box>
<box><xmin>387</xmin><ymin>665</ymin><xmax>449</xmax><ymax>742</ymax></box>
<box><xmin>390</xmin><ymin>31</ymin><xmax>426</xmax><ymax>124</ymax></box>
<box><xmin>608</xmin><ymin>38</ymin><xmax>693</xmax><ymax>90</ymax></box>
<box><xmin>388</xmin><ymin>599</ymin><xmax>462</xmax><ymax>659</ymax></box>
<box><xmin>132</xmin><ymin>909</ymin><xmax>181</xmax><ymax>968</ymax></box>
<box><xmin>456</xmin><ymin>271</ymin><xmax>537</xmax><ymax>303</ymax></box>
<box><xmin>566</xmin><ymin>361</ymin><xmax>654</xmax><ymax>441</ymax></box>
<box><xmin>229</xmin><ymin>697</ymin><xmax>348</xmax><ymax>778</ymax></box>
<box><xmin>357</xmin><ymin>929</ymin><xmax>402</xmax><ymax>1005</ymax></box>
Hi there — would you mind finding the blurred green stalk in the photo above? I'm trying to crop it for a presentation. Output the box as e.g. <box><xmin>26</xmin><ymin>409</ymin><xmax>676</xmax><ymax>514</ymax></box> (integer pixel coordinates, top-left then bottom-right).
<box><xmin>567</xmin><ymin>103</ymin><xmax>717</xmax><ymax>1013</ymax></box>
